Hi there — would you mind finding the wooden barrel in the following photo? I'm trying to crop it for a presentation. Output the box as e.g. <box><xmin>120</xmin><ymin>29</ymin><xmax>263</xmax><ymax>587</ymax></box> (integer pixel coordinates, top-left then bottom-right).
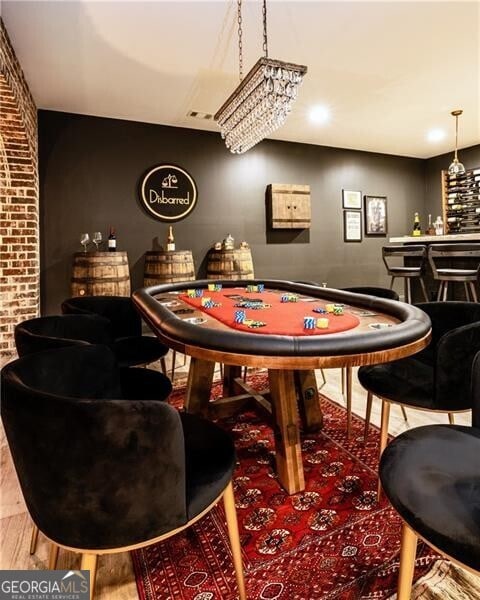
<box><xmin>71</xmin><ymin>251</ymin><xmax>130</xmax><ymax>297</ymax></box>
<box><xmin>144</xmin><ymin>250</ymin><xmax>196</xmax><ymax>286</ymax></box>
<box><xmin>206</xmin><ymin>247</ymin><xmax>254</xmax><ymax>280</ymax></box>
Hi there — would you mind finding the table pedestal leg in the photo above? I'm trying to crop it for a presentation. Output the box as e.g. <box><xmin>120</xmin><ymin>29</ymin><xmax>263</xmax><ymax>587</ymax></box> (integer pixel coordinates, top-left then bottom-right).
<box><xmin>295</xmin><ymin>370</ymin><xmax>323</xmax><ymax>432</ymax></box>
<box><xmin>223</xmin><ymin>365</ymin><xmax>243</xmax><ymax>396</ymax></box>
<box><xmin>185</xmin><ymin>357</ymin><xmax>215</xmax><ymax>417</ymax></box>
<box><xmin>268</xmin><ymin>369</ymin><xmax>305</xmax><ymax>494</ymax></box>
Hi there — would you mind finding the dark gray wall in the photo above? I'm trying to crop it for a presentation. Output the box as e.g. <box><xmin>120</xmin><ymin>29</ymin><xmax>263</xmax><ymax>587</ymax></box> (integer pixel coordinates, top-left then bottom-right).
<box><xmin>424</xmin><ymin>144</ymin><xmax>480</xmax><ymax>219</ymax></box>
<box><xmin>39</xmin><ymin>110</ymin><xmax>426</xmax><ymax>314</ymax></box>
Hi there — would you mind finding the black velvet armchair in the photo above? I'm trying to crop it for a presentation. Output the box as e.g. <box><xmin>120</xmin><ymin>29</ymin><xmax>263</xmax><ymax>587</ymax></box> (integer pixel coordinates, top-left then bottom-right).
<box><xmin>1</xmin><ymin>345</ymin><xmax>245</xmax><ymax>600</ymax></box>
<box><xmin>358</xmin><ymin>301</ymin><xmax>480</xmax><ymax>498</ymax></box>
<box><xmin>379</xmin><ymin>351</ymin><xmax>480</xmax><ymax>599</ymax></box>
<box><xmin>61</xmin><ymin>296</ymin><xmax>169</xmax><ymax>371</ymax></box>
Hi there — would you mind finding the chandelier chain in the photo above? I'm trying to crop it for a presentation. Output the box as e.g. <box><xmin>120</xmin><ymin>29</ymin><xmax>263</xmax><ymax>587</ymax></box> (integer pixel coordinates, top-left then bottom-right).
<box><xmin>262</xmin><ymin>0</ymin><xmax>268</xmax><ymax>58</ymax></box>
<box><xmin>237</xmin><ymin>0</ymin><xmax>243</xmax><ymax>81</ymax></box>
<box><xmin>455</xmin><ymin>114</ymin><xmax>459</xmax><ymax>160</ymax></box>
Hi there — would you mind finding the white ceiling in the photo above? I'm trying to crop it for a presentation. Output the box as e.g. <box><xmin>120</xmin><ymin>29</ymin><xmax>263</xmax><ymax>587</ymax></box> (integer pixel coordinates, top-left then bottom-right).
<box><xmin>2</xmin><ymin>0</ymin><xmax>480</xmax><ymax>158</ymax></box>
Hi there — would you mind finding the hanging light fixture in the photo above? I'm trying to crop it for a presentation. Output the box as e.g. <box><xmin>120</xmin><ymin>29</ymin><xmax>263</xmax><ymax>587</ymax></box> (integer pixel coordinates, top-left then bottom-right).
<box><xmin>448</xmin><ymin>109</ymin><xmax>466</xmax><ymax>176</ymax></box>
<box><xmin>215</xmin><ymin>0</ymin><xmax>307</xmax><ymax>154</ymax></box>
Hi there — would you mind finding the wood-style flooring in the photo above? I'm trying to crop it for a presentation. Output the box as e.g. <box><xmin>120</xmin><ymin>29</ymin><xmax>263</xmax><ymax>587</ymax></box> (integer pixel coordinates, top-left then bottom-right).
<box><xmin>0</xmin><ymin>354</ymin><xmax>471</xmax><ymax>599</ymax></box>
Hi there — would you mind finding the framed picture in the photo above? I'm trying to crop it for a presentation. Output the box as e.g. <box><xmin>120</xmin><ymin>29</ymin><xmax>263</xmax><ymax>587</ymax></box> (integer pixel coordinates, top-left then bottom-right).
<box><xmin>364</xmin><ymin>195</ymin><xmax>388</xmax><ymax>236</ymax></box>
<box><xmin>343</xmin><ymin>210</ymin><xmax>362</xmax><ymax>242</ymax></box>
<box><xmin>342</xmin><ymin>189</ymin><xmax>362</xmax><ymax>209</ymax></box>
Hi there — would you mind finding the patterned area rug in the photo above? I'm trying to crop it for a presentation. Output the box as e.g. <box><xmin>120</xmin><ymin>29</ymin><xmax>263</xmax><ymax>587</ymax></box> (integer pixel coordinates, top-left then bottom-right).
<box><xmin>132</xmin><ymin>373</ymin><xmax>439</xmax><ymax>600</ymax></box>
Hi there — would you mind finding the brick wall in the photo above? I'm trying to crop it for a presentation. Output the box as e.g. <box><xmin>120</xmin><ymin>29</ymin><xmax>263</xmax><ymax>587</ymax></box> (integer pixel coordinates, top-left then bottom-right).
<box><xmin>0</xmin><ymin>18</ymin><xmax>39</xmax><ymax>357</ymax></box>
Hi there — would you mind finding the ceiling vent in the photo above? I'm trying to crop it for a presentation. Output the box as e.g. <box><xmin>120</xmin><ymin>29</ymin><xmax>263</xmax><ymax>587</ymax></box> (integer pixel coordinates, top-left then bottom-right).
<box><xmin>187</xmin><ymin>110</ymin><xmax>213</xmax><ymax>120</ymax></box>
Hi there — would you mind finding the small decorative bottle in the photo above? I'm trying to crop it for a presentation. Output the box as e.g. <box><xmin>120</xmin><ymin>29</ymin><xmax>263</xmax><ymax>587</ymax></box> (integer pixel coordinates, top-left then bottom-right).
<box><xmin>108</xmin><ymin>226</ymin><xmax>117</xmax><ymax>252</ymax></box>
<box><xmin>166</xmin><ymin>226</ymin><xmax>175</xmax><ymax>252</ymax></box>
<box><xmin>412</xmin><ymin>213</ymin><xmax>421</xmax><ymax>237</ymax></box>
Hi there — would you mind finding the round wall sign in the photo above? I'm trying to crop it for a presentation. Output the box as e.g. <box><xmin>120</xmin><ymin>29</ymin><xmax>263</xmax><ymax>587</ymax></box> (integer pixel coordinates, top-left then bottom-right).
<box><xmin>140</xmin><ymin>164</ymin><xmax>198</xmax><ymax>222</ymax></box>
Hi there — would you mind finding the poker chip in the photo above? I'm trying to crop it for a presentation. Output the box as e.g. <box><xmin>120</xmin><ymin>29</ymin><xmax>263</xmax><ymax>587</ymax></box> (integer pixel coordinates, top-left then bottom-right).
<box><xmin>313</xmin><ymin>307</ymin><xmax>327</xmax><ymax>314</ymax></box>
<box><xmin>281</xmin><ymin>294</ymin><xmax>299</xmax><ymax>303</ymax></box>
<box><xmin>234</xmin><ymin>310</ymin><xmax>246</xmax><ymax>323</ymax></box>
<box><xmin>317</xmin><ymin>318</ymin><xmax>329</xmax><ymax>329</ymax></box>
<box><xmin>186</xmin><ymin>289</ymin><xmax>196</xmax><ymax>298</ymax></box>
<box><xmin>207</xmin><ymin>283</ymin><xmax>222</xmax><ymax>291</ymax></box>
<box><xmin>194</xmin><ymin>289</ymin><xmax>204</xmax><ymax>297</ymax></box>
<box><xmin>303</xmin><ymin>316</ymin><xmax>316</xmax><ymax>329</ymax></box>
<box><xmin>333</xmin><ymin>306</ymin><xmax>344</xmax><ymax>315</ymax></box>
<box><xmin>245</xmin><ymin>320</ymin><xmax>267</xmax><ymax>328</ymax></box>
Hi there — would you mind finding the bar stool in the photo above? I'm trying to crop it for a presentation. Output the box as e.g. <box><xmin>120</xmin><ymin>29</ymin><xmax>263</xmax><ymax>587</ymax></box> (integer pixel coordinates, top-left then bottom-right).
<box><xmin>428</xmin><ymin>244</ymin><xmax>480</xmax><ymax>301</ymax></box>
<box><xmin>382</xmin><ymin>245</ymin><xmax>428</xmax><ymax>303</ymax></box>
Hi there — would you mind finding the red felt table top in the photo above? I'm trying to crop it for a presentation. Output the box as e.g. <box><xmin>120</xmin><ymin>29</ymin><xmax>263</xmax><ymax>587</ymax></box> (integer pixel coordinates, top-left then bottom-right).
<box><xmin>180</xmin><ymin>287</ymin><xmax>360</xmax><ymax>336</ymax></box>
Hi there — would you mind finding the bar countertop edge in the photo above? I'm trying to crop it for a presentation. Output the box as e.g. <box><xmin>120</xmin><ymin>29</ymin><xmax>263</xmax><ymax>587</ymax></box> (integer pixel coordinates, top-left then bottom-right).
<box><xmin>389</xmin><ymin>233</ymin><xmax>480</xmax><ymax>243</ymax></box>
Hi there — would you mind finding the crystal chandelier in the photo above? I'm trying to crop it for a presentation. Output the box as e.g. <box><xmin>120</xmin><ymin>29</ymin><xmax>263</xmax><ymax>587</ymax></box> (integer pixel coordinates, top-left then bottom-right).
<box><xmin>448</xmin><ymin>109</ymin><xmax>466</xmax><ymax>176</ymax></box>
<box><xmin>214</xmin><ymin>0</ymin><xmax>307</xmax><ymax>154</ymax></box>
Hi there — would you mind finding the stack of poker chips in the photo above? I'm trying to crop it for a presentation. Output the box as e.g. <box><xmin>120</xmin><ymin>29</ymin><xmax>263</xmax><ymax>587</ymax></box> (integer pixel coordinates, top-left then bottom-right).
<box><xmin>333</xmin><ymin>305</ymin><xmax>344</xmax><ymax>315</ymax></box>
<box><xmin>317</xmin><ymin>318</ymin><xmax>329</xmax><ymax>329</ymax></box>
<box><xmin>303</xmin><ymin>316</ymin><xmax>316</xmax><ymax>329</ymax></box>
<box><xmin>203</xmin><ymin>300</ymin><xmax>216</xmax><ymax>308</ymax></box>
<box><xmin>235</xmin><ymin>310</ymin><xmax>246</xmax><ymax>323</ymax></box>
<box><xmin>281</xmin><ymin>293</ymin><xmax>298</xmax><ymax>303</ymax></box>
<box><xmin>208</xmin><ymin>283</ymin><xmax>222</xmax><ymax>291</ymax></box>
<box><xmin>313</xmin><ymin>307</ymin><xmax>327</xmax><ymax>314</ymax></box>
<box><xmin>201</xmin><ymin>297</ymin><xmax>212</xmax><ymax>306</ymax></box>
<box><xmin>186</xmin><ymin>289</ymin><xmax>196</xmax><ymax>298</ymax></box>
<box><xmin>195</xmin><ymin>289</ymin><xmax>204</xmax><ymax>297</ymax></box>
<box><xmin>325</xmin><ymin>303</ymin><xmax>335</xmax><ymax>313</ymax></box>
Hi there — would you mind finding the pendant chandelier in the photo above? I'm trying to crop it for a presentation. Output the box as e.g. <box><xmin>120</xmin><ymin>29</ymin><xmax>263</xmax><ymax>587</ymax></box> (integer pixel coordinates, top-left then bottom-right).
<box><xmin>214</xmin><ymin>0</ymin><xmax>307</xmax><ymax>154</ymax></box>
<box><xmin>448</xmin><ymin>109</ymin><xmax>466</xmax><ymax>176</ymax></box>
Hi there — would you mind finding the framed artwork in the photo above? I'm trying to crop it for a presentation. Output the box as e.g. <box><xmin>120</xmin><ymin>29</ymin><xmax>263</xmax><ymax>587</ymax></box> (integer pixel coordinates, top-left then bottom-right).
<box><xmin>342</xmin><ymin>189</ymin><xmax>362</xmax><ymax>209</ymax></box>
<box><xmin>364</xmin><ymin>195</ymin><xmax>388</xmax><ymax>236</ymax></box>
<box><xmin>343</xmin><ymin>210</ymin><xmax>362</xmax><ymax>242</ymax></box>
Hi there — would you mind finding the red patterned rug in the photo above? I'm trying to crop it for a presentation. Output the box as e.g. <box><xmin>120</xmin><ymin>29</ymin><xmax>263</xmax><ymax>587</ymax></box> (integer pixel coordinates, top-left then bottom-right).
<box><xmin>132</xmin><ymin>373</ymin><xmax>438</xmax><ymax>600</ymax></box>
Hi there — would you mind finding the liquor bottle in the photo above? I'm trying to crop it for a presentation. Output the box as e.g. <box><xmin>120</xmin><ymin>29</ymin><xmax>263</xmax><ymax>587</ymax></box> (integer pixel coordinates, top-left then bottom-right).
<box><xmin>426</xmin><ymin>214</ymin><xmax>435</xmax><ymax>235</ymax></box>
<box><xmin>412</xmin><ymin>212</ymin><xmax>421</xmax><ymax>236</ymax></box>
<box><xmin>166</xmin><ymin>226</ymin><xmax>175</xmax><ymax>252</ymax></box>
<box><xmin>108</xmin><ymin>226</ymin><xmax>117</xmax><ymax>252</ymax></box>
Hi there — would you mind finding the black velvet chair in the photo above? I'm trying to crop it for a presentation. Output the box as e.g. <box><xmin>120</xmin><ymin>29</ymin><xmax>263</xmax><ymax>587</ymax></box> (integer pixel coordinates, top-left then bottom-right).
<box><xmin>13</xmin><ymin>317</ymin><xmax>174</xmax><ymax>556</ymax></box>
<box><xmin>379</xmin><ymin>351</ymin><xmax>480</xmax><ymax>599</ymax></box>
<box><xmin>15</xmin><ymin>314</ymin><xmax>112</xmax><ymax>357</ymax></box>
<box><xmin>61</xmin><ymin>296</ymin><xmax>169</xmax><ymax>372</ymax></box>
<box><xmin>1</xmin><ymin>345</ymin><xmax>246</xmax><ymax>600</ymax></box>
<box><xmin>358</xmin><ymin>301</ymin><xmax>480</xmax><ymax>499</ymax></box>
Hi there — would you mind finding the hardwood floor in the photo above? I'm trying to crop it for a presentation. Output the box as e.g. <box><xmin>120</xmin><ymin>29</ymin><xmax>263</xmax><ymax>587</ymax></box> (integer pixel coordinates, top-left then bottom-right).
<box><xmin>0</xmin><ymin>353</ymin><xmax>472</xmax><ymax>599</ymax></box>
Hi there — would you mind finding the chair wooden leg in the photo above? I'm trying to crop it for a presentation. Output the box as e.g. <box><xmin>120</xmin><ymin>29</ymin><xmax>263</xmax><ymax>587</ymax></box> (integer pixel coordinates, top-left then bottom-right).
<box><xmin>364</xmin><ymin>391</ymin><xmax>373</xmax><ymax>441</ymax></box>
<box><xmin>397</xmin><ymin>522</ymin><xmax>418</xmax><ymax>600</ymax></box>
<box><xmin>346</xmin><ymin>366</ymin><xmax>352</xmax><ymax>439</ymax></box>
<box><xmin>469</xmin><ymin>281</ymin><xmax>478</xmax><ymax>302</ymax></box>
<box><xmin>48</xmin><ymin>543</ymin><xmax>59</xmax><ymax>569</ymax></box>
<box><xmin>319</xmin><ymin>368</ymin><xmax>326</xmax><ymax>387</ymax></box>
<box><xmin>170</xmin><ymin>350</ymin><xmax>177</xmax><ymax>380</ymax></box>
<box><xmin>406</xmin><ymin>278</ymin><xmax>412</xmax><ymax>304</ymax></box>
<box><xmin>377</xmin><ymin>400</ymin><xmax>391</xmax><ymax>501</ymax></box>
<box><xmin>341</xmin><ymin>368</ymin><xmax>345</xmax><ymax>396</ymax></box>
<box><xmin>81</xmin><ymin>553</ymin><xmax>98</xmax><ymax>600</ymax></box>
<box><xmin>419</xmin><ymin>277</ymin><xmax>429</xmax><ymax>302</ymax></box>
<box><xmin>223</xmin><ymin>481</ymin><xmax>247</xmax><ymax>600</ymax></box>
<box><xmin>29</xmin><ymin>524</ymin><xmax>39</xmax><ymax>555</ymax></box>
<box><xmin>448</xmin><ymin>413</ymin><xmax>455</xmax><ymax>424</ymax></box>
<box><xmin>443</xmin><ymin>281</ymin><xmax>449</xmax><ymax>301</ymax></box>
<box><xmin>400</xmin><ymin>406</ymin><xmax>408</xmax><ymax>421</ymax></box>
<box><xmin>464</xmin><ymin>281</ymin><xmax>470</xmax><ymax>301</ymax></box>
<box><xmin>160</xmin><ymin>356</ymin><xmax>167</xmax><ymax>377</ymax></box>
<box><xmin>436</xmin><ymin>281</ymin><xmax>443</xmax><ymax>301</ymax></box>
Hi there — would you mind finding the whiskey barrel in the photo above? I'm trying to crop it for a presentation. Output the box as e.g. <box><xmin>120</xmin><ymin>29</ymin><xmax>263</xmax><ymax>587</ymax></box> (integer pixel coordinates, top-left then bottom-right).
<box><xmin>144</xmin><ymin>250</ymin><xmax>195</xmax><ymax>286</ymax></box>
<box><xmin>206</xmin><ymin>247</ymin><xmax>254</xmax><ymax>280</ymax></box>
<box><xmin>71</xmin><ymin>252</ymin><xmax>130</xmax><ymax>297</ymax></box>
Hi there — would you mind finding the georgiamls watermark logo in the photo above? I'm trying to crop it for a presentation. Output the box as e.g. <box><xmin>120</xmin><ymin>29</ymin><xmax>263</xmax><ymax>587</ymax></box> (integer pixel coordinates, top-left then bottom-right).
<box><xmin>0</xmin><ymin>570</ymin><xmax>89</xmax><ymax>599</ymax></box>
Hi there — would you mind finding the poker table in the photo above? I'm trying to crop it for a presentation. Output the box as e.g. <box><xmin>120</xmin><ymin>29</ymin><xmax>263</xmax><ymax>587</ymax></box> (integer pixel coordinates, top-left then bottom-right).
<box><xmin>133</xmin><ymin>279</ymin><xmax>431</xmax><ymax>494</ymax></box>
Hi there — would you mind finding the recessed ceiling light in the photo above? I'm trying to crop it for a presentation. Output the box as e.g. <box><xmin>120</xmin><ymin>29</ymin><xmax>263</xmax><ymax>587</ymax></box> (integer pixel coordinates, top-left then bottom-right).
<box><xmin>309</xmin><ymin>105</ymin><xmax>330</xmax><ymax>125</ymax></box>
<box><xmin>427</xmin><ymin>128</ymin><xmax>446</xmax><ymax>143</ymax></box>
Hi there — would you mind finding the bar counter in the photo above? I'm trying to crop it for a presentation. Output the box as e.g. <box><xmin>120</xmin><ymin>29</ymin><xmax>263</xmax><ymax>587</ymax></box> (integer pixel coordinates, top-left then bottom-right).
<box><xmin>390</xmin><ymin>233</ymin><xmax>480</xmax><ymax>243</ymax></box>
